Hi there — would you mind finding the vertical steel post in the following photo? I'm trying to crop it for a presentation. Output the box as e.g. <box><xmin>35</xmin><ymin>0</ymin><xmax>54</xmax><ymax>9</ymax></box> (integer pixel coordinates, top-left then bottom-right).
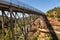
<box><xmin>23</xmin><ymin>12</ymin><xmax>25</xmax><ymax>40</ymax></box>
<box><xmin>10</xmin><ymin>0</ymin><xmax>15</xmax><ymax>39</ymax></box>
<box><xmin>14</xmin><ymin>12</ymin><xmax>17</xmax><ymax>40</ymax></box>
<box><xmin>23</xmin><ymin>12</ymin><xmax>28</xmax><ymax>40</ymax></box>
<box><xmin>10</xmin><ymin>8</ymin><xmax>15</xmax><ymax>40</ymax></box>
<box><xmin>30</xmin><ymin>14</ymin><xmax>32</xmax><ymax>31</ymax></box>
<box><xmin>2</xmin><ymin>10</ymin><xmax>5</xmax><ymax>40</ymax></box>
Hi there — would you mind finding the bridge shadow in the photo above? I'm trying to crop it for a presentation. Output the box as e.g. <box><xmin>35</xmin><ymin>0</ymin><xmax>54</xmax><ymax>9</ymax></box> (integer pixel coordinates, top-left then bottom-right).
<box><xmin>43</xmin><ymin>15</ymin><xmax>58</xmax><ymax>40</ymax></box>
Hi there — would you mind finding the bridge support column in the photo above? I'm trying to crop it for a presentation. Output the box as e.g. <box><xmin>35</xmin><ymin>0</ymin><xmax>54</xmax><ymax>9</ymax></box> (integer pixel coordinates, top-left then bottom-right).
<box><xmin>29</xmin><ymin>14</ymin><xmax>32</xmax><ymax>31</ymax></box>
<box><xmin>23</xmin><ymin>12</ymin><xmax>28</xmax><ymax>40</ymax></box>
<box><xmin>2</xmin><ymin>10</ymin><xmax>5</xmax><ymax>40</ymax></box>
<box><xmin>10</xmin><ymin>8</ymin><xmax>15</xmax><ymax>40</ymax></box>
<box><xmin>14</xmin><ymin>12</ymin><xmax>17</xmax><ymax>40</ymax></box>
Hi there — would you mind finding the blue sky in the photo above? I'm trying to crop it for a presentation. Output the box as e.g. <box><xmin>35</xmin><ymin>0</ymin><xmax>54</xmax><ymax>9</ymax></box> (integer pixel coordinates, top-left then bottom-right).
<box><xmin>2</xmin><ymin>0</ymin><xmax>60</xmax><ymax>13</ymax></box>
<box><xmin>19</xmin><ymin>0</ymin><xmax>60</xmax><ymax>13</ymax></box>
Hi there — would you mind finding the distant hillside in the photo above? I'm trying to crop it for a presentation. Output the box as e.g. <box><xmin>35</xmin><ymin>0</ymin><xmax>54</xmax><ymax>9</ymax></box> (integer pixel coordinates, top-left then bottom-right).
<box><xmin>46</xmin><ymin>7</ymin><xmax>60</xmax><ymax>21</ymax></box>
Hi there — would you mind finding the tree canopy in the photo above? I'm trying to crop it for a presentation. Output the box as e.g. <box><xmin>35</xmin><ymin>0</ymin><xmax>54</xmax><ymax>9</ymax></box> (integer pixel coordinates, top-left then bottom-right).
<box><xmin>46</xmin><ymin>7</ymin><xmax>60</xmax><ymax>14</ymax></box>
<box><xmin>46</xmin><ymin>7</ymin><xmax>60</xmax><ymax>21</ymax></box>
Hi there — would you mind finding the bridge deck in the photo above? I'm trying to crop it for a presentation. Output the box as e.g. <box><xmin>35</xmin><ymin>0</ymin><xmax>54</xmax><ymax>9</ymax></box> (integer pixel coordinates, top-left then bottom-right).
<box><xmin>0</xmin><ymin>0</ymin><xmax>45</xmax><ymax>15</ymax></box>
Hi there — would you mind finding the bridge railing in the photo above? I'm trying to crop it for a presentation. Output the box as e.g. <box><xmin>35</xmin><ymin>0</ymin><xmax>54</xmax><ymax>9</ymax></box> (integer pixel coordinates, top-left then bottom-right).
<box><xmin>1</xmin><ymin>0</ymin><xmax>44</xmax><ymax>14</ymax></box>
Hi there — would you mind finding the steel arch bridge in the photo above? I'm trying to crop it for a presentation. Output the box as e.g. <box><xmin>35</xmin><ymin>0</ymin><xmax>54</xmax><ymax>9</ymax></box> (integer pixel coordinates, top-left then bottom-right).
<box><xmin>0</xmin><ymin>0</ymin><xmax>58</xmax><ymax>40</ymax></box>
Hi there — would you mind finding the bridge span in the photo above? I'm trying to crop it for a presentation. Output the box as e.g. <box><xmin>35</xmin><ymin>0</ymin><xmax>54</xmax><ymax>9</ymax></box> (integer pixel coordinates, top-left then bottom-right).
<box><xmin>0</xmin><ymin>0</ymin><xmax>59</xmax><ymax>40</ymax></box>
<box><xmin>0</xmin><ymin>0</ymin><xmax>45</xmax><ymax>15</ymax></box>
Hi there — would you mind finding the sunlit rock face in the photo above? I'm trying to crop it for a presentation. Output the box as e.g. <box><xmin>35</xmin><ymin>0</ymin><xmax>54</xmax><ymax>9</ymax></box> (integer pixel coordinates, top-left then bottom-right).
<box><xmin>27</xmin><ymin>17</ymin><xmax>51</xmax><ymax>40</ymax></box>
